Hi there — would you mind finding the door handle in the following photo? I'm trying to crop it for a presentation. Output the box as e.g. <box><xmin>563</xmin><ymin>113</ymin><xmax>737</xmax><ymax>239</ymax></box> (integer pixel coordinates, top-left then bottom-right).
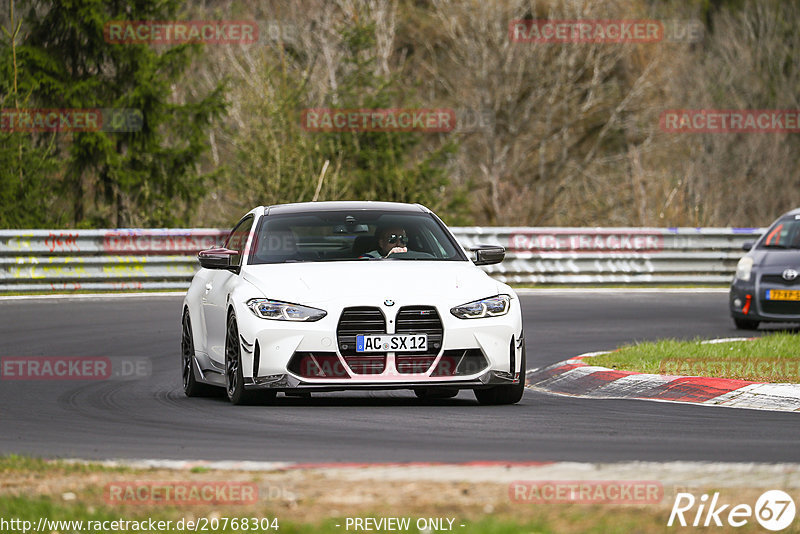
<box><xmin>204</xmin><ymin>283</ymin><xmax>212</xmax><ymax>293</ymax></box>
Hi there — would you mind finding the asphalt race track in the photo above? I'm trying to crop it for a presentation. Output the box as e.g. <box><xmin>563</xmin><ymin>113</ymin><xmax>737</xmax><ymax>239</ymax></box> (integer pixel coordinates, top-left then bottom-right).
<box><xmin>1</xmin><ymin>291</ymin><xmax>798</xmax><ymax>463</ymax></box>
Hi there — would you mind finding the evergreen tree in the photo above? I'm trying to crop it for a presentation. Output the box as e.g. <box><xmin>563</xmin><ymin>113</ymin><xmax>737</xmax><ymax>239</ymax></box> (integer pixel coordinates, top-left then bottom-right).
<box><xmin>1</xmin><ymin>0</ymin><xmax>225</xmax><ymax>227</ymax></box>
<box><xmin>0</xmin><ymin>0</ymin><xmax>60</xmax><ymax>227</ymax></box>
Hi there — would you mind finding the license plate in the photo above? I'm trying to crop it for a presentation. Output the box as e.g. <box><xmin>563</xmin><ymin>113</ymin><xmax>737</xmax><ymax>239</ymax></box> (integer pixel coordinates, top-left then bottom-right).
<box><xmin>766</xmin><ymin>289</ymin><xmax>800</xmax><ymax>301</ymax></box>
<box><xmin>356</xmin><ymin>334</ymin><xmax>428</xmax><ymax>352</ymax></box>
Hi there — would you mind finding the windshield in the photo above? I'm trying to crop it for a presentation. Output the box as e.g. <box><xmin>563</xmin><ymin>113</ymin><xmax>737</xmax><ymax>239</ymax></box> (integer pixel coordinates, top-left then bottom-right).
<box><xmin>758</xmin><ymin>216</ymin><xmax>800</xmax><ymax>249</ymax></box>
<box><xmin>248</xmin><ymin>210</ymin><xmax>467</xmax><ymax>264</ymax></box>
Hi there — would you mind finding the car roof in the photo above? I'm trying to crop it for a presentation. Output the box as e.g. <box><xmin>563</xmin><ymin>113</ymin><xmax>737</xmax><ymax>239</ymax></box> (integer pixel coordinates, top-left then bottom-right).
<box><xmin>781</xmin><ymin>207</ymin><xmax>800</xmax><ymax>217</ymax></box>
<box><xmin>263</xmin><ymin>201</ymin><xmax>430</xmax><ymax>215</ymax></box>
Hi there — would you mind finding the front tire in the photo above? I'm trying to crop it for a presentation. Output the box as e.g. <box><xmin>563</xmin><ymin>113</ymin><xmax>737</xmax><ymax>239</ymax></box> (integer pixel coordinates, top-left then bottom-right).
<box><xmin>225</xmin><ymin>313</ymin><xmax>258</xmax><ymax>405</ymax></box>
<box><xmin>181</xmin><ymin>310</ymin><xmax>216</xmax><ymax>397</ymax></box>
<box><xmin>474</xmin><ymin>344</ymin><xmax>526</xmax><ymax>405</ymax></box>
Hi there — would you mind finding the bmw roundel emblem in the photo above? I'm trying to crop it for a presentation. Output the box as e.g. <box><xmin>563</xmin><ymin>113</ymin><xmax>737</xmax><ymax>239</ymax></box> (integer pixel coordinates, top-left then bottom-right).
<box><xmin>783</xmin><ymin>268</ymin><xmax>799</xmax><ymax>281</ymax></box>
<box><xmin>384</xmin><ymin>299</ymin><xmax>395</xmax><ymax>306</ymax></box>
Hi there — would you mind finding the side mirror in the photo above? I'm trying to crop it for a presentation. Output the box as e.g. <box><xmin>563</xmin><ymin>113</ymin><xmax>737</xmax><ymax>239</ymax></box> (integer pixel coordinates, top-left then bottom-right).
<box><xmin>470</xmin><ymin>245</ymin><xmax>505</xmax><ymax>266</ymax></box>
<box><xmin>198</xmin><ymin>248</ymin><xmax>240</xmax><ymax>273</ymax></box>
<box><xmin>742</xmin><ymin>241</ymin><xmax>754</xmax><ymax>252</ymax></box>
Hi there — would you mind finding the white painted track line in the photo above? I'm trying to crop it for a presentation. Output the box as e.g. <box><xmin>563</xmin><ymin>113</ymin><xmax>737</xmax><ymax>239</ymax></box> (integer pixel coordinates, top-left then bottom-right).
<box><xmin>514</xmin><ymin>287</ymin><xmax>729</xmax><ymax>294</ymax></box>
<box><xmin>0</xmin><ymin>292</ymin><xmax>186</xmax><ymax>301</ymax></box>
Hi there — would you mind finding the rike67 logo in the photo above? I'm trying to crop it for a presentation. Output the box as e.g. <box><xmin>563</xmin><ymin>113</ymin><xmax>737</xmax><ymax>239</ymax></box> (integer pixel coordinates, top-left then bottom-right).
<box><xmin>668</xmin><ymin>490</ymin><xmax>796</xmax><ymax>531</ymax></box>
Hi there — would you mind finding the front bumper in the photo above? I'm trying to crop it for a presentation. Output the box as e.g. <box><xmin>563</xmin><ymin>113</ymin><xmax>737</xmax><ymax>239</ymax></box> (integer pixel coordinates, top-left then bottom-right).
<box><xmin>231</xmin><ymin>298</ymin><xmax>525</xmax><ymax>390</ymax></box>
<box><xmin>242</xmin><ymin>368</ymin><xmax>519</xmax><ymax>392</ymax></box>
<box><xmin>730</xmin><ymin>276</ymin><xmax>800</xmax><ymax>322</ymax></box>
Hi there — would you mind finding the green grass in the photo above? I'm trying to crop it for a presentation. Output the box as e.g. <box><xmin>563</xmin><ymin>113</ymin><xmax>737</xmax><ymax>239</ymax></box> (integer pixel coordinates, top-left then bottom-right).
<box><xmin>0</xmin><ymin>456</ymin><xmax>780</xmax><ymax>534</ymax></box>
<box><xmin>590</xmin><ymin>333</ymin><xmax>800</xmax><ymax>382</ymax></box>
<box><xmin>0</xmin><ymin>494</ymin><xmax>673</xmax><ymax>534</ymax></box>
<box><xmin>0</xmin><ymin>455</ymin><xmax>130</xmax><ymax>474</ymax></box>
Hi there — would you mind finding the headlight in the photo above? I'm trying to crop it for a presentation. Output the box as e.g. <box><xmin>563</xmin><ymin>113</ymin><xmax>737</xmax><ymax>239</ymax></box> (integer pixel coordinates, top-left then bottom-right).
<box><xmin>246</xmin><ymin>299</ymin><xmax>327</xmax><ymax>322</ymax></box>
<box><xmin>450</xmin><ymin>295</ymin><xmax>511</xmax><ymax>319</ymax></box>
<box><xmin>735</xmin><ymin>257</ymin><xmax>754</xmax><ymax>282</ymax></box>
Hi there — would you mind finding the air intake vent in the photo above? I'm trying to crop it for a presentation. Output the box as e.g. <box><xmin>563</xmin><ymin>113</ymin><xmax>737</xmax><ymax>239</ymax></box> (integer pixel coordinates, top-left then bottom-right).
<box><xmin>760</xmin><ymin>298</ymin><xmax>800</xmax><ymax>315</ymax></box>
<box><xmin>431</xmin><ymin>349</ymin><xmax>488</xmax><ymax>376</ymax></box>
<box><xmin>287</xmin><ymin>352</ymin><xmax>349</xmax><ymax>378</ymax></box>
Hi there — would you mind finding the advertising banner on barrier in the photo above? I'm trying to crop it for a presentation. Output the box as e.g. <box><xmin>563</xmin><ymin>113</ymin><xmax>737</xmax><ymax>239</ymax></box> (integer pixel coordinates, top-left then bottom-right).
<box><xmin>0</xmin><ymin>227</ymin><xmax>762</xmax><ymax>291</ymax></box>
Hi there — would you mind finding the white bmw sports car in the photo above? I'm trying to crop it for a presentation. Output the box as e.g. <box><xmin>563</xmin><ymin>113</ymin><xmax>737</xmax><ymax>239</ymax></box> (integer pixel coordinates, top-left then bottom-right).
<box><xmin>181</xmin><ymin>201</ymin><xmax>525</xmax><ymax>405</ymax></box>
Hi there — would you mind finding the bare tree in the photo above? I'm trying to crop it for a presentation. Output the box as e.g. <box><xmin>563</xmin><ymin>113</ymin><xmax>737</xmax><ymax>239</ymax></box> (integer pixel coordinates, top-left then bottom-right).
<box><xmin>662</xmin><ymin>0</ymin><xmax>800</xmax><ymax>226</ymax></box>
<box><xmin>410</xmin><ymin>0</ymin><xmax>671</xmax><ymax>225</ymax></box>
<box><xmin>182</xmin><ymin>0</ymin><xmax>800</xmax><ymax>227</ymax></box>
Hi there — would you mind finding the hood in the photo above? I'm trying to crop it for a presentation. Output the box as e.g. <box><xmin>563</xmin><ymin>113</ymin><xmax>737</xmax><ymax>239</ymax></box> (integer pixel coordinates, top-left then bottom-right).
<box><xmin>241</xmin><ymin>260</ymin><xmax>501</xmax><ymax>305</ymax></box>
<box><xmin>752</xmin><ymin>248</ymin><xmax>800</xmax><ymax>269</ymax></box>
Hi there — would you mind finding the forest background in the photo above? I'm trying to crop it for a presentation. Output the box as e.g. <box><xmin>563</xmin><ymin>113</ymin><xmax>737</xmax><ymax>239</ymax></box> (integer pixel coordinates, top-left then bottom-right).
<box><xmin>1</xmin><ymin>0</ymin><xmax>797</xmax><ymax>229</ymax></box>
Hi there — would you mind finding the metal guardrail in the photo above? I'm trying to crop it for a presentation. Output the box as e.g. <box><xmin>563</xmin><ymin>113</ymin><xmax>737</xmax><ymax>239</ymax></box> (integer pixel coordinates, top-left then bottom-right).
<box><xmin>0</xmin><ymin>229</ymin><xmax>225</xmax><ymax>292</ymax></box>
<box><xmin>0</xmin><ymin>227</ymin><xmax>763</xmax><ymax>292</ymax></box>
<box><xmin>456</xmin><ymin>227</ymin><xmax>762</xmax><ymax>285</ymax></box>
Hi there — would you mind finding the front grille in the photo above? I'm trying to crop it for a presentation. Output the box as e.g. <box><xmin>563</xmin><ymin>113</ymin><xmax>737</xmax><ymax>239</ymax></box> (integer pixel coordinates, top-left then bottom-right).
<box><xmin>761</xmin><ymin>274</ymin><xmax>800</xmax><ymax>286</ymax></box>
<box><xmin>395</xmin><ymin>306</ymin><xmax>443</xmax><ymax>373</ymax></box>
<box><xmin>337</xmin><ymin>307</ymin><xmax>386</xmax><ymax>374</ymax></box>
<box><xmin>287</xmin><ymin>352</ymin><xmax>349</xmax><ymax>378</ymax></box>
<box><xmin>759</xmin><ymin>280</ymin><xmax>800</xmax><ymax>314</ymax></box>
<box><xmin>431</xmin><ymin>349</ymin><xmax>488</xmax><ymax>376</ymax></box>
<box><xmin>760</xmin><ymin>299</ymin><xmax>800</xmax><ymax>315</ymax></box>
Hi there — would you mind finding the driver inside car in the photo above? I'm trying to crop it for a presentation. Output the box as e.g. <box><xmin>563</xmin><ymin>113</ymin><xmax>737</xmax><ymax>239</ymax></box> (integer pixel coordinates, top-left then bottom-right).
<box><xmin>363</xmin><ymin>226</ymin><xmax>408</xmax><ymax>258</ymax></box>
